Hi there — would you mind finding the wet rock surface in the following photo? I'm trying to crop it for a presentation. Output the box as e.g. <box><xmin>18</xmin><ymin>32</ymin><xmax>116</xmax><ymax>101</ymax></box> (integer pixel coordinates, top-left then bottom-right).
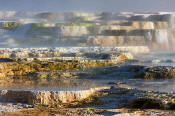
<box><xmin>0</xmin><ymin>103</ymin><xmax>33</xmax><ymax>113</ymax></box>
<box><xmin>0</xmin><ymin>47</ymin><xmax>134</xmax><ymax>79</ymax></box>
<box><xmin>2</xmin><ymin>84</ymin><xmax>175</xmax><ymax>115</ymax></box>
<box><xmin>0</xmin><ymin>56</ymin><xmax>175</xmax><ymax>115</ymax></box>
<box><xmin>136</xmin><ymin>66</ymin><xmax>175</xmax><ymax>79</ymax></box>
<box><xmin>0</xmin><ymin>86</ymin><xmax>110</xmax><ymax>105</ymax></box>
<box><xmin>84</xmin><ymin>64</ymin><xmax>175</xmax><ymax>80</ymax></box>
<box><xmin>0</xmin><ymin>47</ymin><xmax>129</xmax><ymax>114</ymax></box>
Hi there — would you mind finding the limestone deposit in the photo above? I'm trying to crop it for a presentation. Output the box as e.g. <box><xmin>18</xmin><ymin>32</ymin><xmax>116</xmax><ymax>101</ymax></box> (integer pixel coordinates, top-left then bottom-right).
<box><xmin>0</xmin><ymin>47</ymin><xmax>146</xmax><ymax>58</ymax></box>
<box><xmin>0</xmin><ymin>11</ymin><xmax>175</xmax><ymax>116</ymax></box>
<box><xmin>0</xmin><ymin>12</ymin><xmax>174</xmax><ymax>50</ymax></box>
<box><xmin>0</xmin><ymin>86</ymin><xmax>110</xmax><ymax>105</ymax></box>
<box><xmin>0</xmin><ymin>47</ymin><xmax>133</xmax><ymax>78</ymax></box>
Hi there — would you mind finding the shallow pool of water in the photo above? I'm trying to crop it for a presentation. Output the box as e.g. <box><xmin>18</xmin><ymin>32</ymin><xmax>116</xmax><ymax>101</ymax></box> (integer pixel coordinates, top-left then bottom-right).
<box><xmin>0</xmin><ymin>78</ymin><xmax>105</xmax><ymax>90</ymax></box>
<box><xmin>133</xmin><ymin>51</ymin><xmax>175</xmax><ymax>66</ymax></box>
<box><xmin>124</xmin><ymin>78</ymin><xmax>175</xmax><ymax>93</ymax></box>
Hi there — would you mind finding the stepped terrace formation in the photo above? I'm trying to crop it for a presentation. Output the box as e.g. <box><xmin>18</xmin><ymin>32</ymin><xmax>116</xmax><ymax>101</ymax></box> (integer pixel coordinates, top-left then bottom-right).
<box><xmin>0</xmin><ymin>12</ymin><xmax>174</xmax><ymax>50</ymax></box>
<box><xmin>0</xmin><ymin>12</ymin><xmax>175</xmax><ymax>116</ymax></box>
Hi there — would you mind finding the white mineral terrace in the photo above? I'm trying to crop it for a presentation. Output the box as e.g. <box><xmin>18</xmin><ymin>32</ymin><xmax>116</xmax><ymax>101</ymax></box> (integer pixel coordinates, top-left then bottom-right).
<box><xmin>0</xmin><ymin>46</ymin><xmax>150</xmax><ymax>53</ymax></box>
<box><xmin>0</xmin><ymin>86</ymin><xmax>110</xmax><ymax>105</ymax></box>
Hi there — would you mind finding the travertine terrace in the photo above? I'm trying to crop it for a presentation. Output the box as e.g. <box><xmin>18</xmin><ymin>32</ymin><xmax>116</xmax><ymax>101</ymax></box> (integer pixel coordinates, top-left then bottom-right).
<box><xmin>0</xmin><ymin>86</ymin><xmax>110</xmax><ymax>105</ymax></box>
<box><xmin>0</xmin><ymin>11</ymin><xmax>175</xmax><ymax>115</ymax></box>
<box><xmin>0</xmin><ymin>12</ymin><xmax>174</xmax><ymax>50</ymax></box>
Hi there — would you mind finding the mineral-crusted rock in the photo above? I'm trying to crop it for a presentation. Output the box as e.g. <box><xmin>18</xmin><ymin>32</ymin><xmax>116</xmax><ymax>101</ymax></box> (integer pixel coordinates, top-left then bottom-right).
<box><xmin>0</xmin><ymin>49</ymin><xmax>60</xmax><ymax>58</ymax></box>
<box><xmin>128</xmin><ymin>98</ymin><xmax>164</xmax><ymax>109</ymax></box>
<box><xmin>136</xmin><ymin>66</ymin><xmax>175</xmax><ymax>79</ymax></box>
<box><xmin>60</xmin><ymin>26</ymin><xmax>89</xmax><ymax>37</ymax></box>
<box><xmin>114</xmin><ymin>84</ymin><xmax>175</xmax><ymax>110</ymax></box>
<box><xmin>126</xmin><ymin>89</ymin><xmax>175</xmax><ymax>110</ymax></box>
<box><xmin>0</xmin><ymin>12</ymin><xmax>174</xmax><ymax>49</ymax></box>
<box><xmin>0</xmin><ymin>55</ymin><xmax>127</xmax><ymax>78</ymax></box>
<box><xmin>87</xmin><ymin>36</ymin><xmax>119</xmax><ymax>46</ymax></box>
<box><xmin>87</xmin><ymin>36</ymin><xmax>146</xmax><ymax>46</ymax></box>
<box><xmin>0</xmin><ymin>47</ymin><xmax>149</xmax><ymax>59</ymax></box>
<box><xmin>113</xmin><ymin>46</ymin><xmax>149</xmax><ymax>54</ymax></box>
<box><xmin>83</xmin><ymin>52</ymin><xmax>131</xmax><ymax>60</ymax></box>
<box><xmin>93</xmin><ymin>65</ymin><xmax>175</xmax><ymax>79</ymax></box>
<box><xmin>112</xmin><ymin>65</ymin><xmax>175</xmax><ymax>79</ymax></box>
<box><xmin>132</xmin><ymin>21</ymin><xmax>155</xmax><ymax>29</ymax></box>
<box><xmin>0</xmin><ymin>86</ymin><xmax>110</xmax><ymax>105</ymax></box>
<box><xmin>97</xmin><ymin>25</ymin><xmax>133</xmax><ymax>34</ymax></box>
<box><xmin>122</xmin><ymin>53</ymin><xmax>134</xmax><ymax>59</ymax></box>
<box><xmin>154</xmin><ymin>21</ymin><xmax>169</xmax><ymax>29</ymax></box>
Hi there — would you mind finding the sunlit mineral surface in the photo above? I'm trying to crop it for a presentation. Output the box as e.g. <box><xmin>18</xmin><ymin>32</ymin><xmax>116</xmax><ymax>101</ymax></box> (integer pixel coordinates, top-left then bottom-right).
<box><xmin>0</xmin><ymin>11</ymin><xmax>175</xmax><ymax>116</ymax></box>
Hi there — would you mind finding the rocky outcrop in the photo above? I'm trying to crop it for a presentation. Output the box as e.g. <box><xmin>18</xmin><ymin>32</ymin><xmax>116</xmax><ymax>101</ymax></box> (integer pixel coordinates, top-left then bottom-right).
<box><xmin>128</xmin><ymin>98</ymin><xmax>164</xmax><ymax>109</ymax></box>
<box><xmin>126</xmin><ymin>89</ymin><xmax>175</xmax><ymax>110</ymax></box>
<box><xmin>88</xmin><ymin>65</ymin><xmax>175</xmax><ymax>79</ymax></box>
<box><xmin>110</xmin><ymin>83</ymin><xmax>175</xmax><ymax>110</ymax></box>
<box><xmin>0</xmin><ymin>55</ymin><xmax>128</xmax><ymax>78</ymax></box>
<box><xmin>119</xmin><ymin>65</ymin><xmax>175</xmax><ymax>79</ymax></box>
<box><xmin>135</xmin><ymin>66</ymin><xmax>175</xmax><ymax>79</ymax></box>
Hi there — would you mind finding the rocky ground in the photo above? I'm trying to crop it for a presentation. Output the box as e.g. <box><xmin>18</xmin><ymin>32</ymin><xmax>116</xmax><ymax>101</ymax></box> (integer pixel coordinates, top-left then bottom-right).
<box><xmin>0</xmin><ymin>48</ymin><xmax>174</xmax><ymax>115</ymax></box>
<box><xmin>1</xmin><ymin>85</ymin><xmax>175</xmax><ymax>116</ymax></box>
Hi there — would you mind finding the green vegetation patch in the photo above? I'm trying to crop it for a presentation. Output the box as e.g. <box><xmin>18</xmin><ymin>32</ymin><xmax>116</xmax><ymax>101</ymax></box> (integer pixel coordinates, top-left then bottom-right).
<box><xmin>31</xmin><ymin>23</ymin><xmax>46</xmax><ymax>28</ymax></box>
<box><xmin>70</xmin><ymin>16</ymin><xmax>89</xmax><ymax>22</ymax></box>
<box><xmin>26</xmin><ymin>23</ymin><xmax>58</xmax><ymax>38</ymax></box>
<box><xmin>60</xmin><ymin>22</ymin><xmax>94</xmax><ymax>27</ymax></box>
<box><xmin>2</xmin><ymin>22</ymin><xmax>21</xmax><ymax>30</ymax></box>
<box><xmin>30</xmin><ymin>23</ymin><xmax>54</xmax><ymax>28</ymax></box>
